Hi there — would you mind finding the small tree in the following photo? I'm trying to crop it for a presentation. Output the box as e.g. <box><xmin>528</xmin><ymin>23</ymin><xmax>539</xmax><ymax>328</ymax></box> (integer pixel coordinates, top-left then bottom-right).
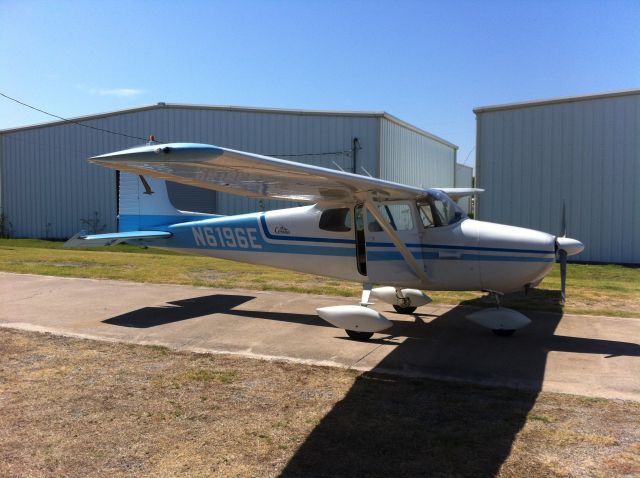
<box><xmin>80</xmin><ymin>211</ymin><xmax>106</xmax><ymax>234</ymax></box>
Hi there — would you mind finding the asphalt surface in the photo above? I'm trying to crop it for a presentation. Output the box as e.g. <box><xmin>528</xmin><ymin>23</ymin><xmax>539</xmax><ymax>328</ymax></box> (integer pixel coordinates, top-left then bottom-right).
<box><xmin>1</xmin><ymin>272</ymin><xmax>639</xmax><ymax>400</ymax></box>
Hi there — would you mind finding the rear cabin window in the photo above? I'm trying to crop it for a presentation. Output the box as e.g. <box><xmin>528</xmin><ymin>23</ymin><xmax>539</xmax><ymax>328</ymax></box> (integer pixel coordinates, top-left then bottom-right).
<box><xmin>319</xmin><ymin>208</ymin><xmax>352</xmax><ymax>232</ymax></box>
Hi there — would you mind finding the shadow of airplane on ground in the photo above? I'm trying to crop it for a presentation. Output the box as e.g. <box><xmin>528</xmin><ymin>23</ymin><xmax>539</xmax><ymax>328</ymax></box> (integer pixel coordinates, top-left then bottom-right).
<box><xmin>102</xmin><ymin>291</ymin><xmax>640</xmax><ymax>477</ymax></box>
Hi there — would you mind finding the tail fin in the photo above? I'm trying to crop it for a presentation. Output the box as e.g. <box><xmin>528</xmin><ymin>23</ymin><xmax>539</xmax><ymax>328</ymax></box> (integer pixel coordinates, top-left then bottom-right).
<box><xmin>118</xmin><ymin>173</ymin><xmax>216</xmax><ymax>231</ymax></box>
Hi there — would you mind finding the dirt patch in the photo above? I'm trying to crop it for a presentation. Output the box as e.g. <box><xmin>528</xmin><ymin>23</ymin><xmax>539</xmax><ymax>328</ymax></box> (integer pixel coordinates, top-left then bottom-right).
<box><xmin>1</xmin><ymin>328</ymin><xmax>638</xmax><ymax>477</ymax></box>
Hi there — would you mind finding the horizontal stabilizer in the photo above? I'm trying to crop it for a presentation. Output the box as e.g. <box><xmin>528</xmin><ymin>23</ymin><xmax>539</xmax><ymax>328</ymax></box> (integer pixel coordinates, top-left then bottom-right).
<box><xmin>64</xmin><ymin>230</ymin><xmax>172</xmax><ymax>248</ymax></box>
<box><xmin>436</xmin><ymin>188</ymin><xmax>484</xmax><ymax>200</ymax></box>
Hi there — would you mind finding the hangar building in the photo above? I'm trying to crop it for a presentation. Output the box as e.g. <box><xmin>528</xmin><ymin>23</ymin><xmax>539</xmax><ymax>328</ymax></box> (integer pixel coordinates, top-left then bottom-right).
<box><xmin>475</xmin><ymin>89</ymin><xmax>640</xmax><ymax>264</ymax></box>
<box><xmin>0</xmin><ymin>103</ymin><xmax>458</xmax><ymax>239</ymax></box>
<box><xmin>455</xmin><ymin>163</ymin><xmax>473</xmax><ymax>214</ymax></box>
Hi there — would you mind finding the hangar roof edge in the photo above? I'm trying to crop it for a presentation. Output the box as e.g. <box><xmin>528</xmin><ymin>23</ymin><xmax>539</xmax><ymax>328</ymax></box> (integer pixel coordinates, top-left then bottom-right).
<box><xmin>474</xmin><ymin>88</ymin><xmax>640</xmax><ymax>114</ymax></box>
<box><xmin>0</xmin><ymin>102</ymin><xmax>457</xmax><ymax>150</ymax></box>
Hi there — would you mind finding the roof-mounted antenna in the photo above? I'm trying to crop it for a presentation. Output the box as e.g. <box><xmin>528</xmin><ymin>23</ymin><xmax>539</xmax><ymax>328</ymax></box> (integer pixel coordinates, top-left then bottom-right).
<box><xmin>332</xmin><ymin>161</ymin><xmax>345</xmax><ymax>172</ymax></box>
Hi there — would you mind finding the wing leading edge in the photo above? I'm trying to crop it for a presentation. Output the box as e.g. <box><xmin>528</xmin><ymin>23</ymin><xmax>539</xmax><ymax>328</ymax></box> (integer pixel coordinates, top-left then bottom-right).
<box><xmin>90</xmin><ymin>143</ymin><xmax>465</xmax><ymax>204</ymax></box>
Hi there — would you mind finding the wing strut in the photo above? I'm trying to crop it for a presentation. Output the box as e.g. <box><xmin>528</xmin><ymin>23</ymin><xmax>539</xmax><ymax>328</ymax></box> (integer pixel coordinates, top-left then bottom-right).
<box><xmin>364</xmin><ymin>199</ymin><xmax>429</xmax><ymax>284</ymax></box>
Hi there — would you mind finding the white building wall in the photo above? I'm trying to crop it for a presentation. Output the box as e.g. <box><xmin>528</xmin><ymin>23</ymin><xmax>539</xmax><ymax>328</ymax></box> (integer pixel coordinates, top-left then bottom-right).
<box><xmin>379</xmin><ymin>118</ymin><xmax>456</xmax><ymax>190</ymax></box>
<box><xmin>455</xmin><ymin>163</ymin><xmax>473</xmax><ymax>213</ymax></box>
<box><xmin>476</xmin><ymin>92</ymin><xmax>640</xmax><ymax>264</ymax></box>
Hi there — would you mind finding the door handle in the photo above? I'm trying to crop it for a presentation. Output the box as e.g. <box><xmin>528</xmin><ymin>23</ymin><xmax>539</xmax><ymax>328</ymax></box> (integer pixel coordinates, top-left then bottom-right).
<box><xmin>438</xmin><ymin>251</ymin><xmax>462</xmax><ymax>259</ymax></box>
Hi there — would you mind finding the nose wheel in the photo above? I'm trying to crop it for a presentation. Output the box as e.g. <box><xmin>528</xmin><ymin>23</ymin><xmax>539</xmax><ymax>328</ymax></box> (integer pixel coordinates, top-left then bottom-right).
<box><xmin>393</xmin><ymin>304</ymin><xmax>417</xmax><ymax>314</ymax></box>
<box><xmin>492</xmin><ymin>329</ymin><xmax>515</xmax><ymax>337</ymax></box>
<box><xmin>345</xmin><ymin>330</ymin><xmax>374</xmax><ymax>341</ymax></box>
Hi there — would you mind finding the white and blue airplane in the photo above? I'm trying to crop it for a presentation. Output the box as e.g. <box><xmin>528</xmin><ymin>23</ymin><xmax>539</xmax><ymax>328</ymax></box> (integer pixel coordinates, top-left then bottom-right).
<box><xmin>66</xmin><ymin>143</ymin><xmax>584</xmax><ymax>340</ymax></box>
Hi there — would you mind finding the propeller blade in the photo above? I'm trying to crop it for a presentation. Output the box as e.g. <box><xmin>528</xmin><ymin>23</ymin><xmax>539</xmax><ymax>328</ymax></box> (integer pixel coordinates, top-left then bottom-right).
<box><xmin>560</xmin><ymin>200</ymin><xmax>567</xmax><ymax>238</ymax></box>
<box><xmin>559</xmin><ymin>248</ymin><xmax>567</xmax><ymax>305</ymax></box>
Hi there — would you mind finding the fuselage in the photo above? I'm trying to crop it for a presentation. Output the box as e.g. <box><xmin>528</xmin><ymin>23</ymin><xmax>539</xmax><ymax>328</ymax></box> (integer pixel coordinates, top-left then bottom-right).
<box><xmin>145</xmin><ymin>202</ymin><xmax>557</xmax><ymax>294</ymax></box>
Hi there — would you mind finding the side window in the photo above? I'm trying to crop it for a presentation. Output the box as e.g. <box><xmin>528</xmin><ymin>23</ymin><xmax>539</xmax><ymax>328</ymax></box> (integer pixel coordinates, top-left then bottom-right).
<box><xmin>417</xmin><ymin>194</ymin><xmax>465</xmax><ymax>228</ymax></box>
<box><xmin>383</xmin><ymin>204</ymin><xmax>414</xmax><ymax>231</ymax></box>
<box><xmin>319</xmin><ymin>208</ymin><xmax>352</xmax><ymax>232</ymax></box>
<box><xmin>367</xmin><ymin>203</ymin><xmax>414</xmax><ymax>231</ymax></box>
<box><xmin>418</xmin><ymin>203</ymin><xmax>435</xmax><ymax>228</ymax></box>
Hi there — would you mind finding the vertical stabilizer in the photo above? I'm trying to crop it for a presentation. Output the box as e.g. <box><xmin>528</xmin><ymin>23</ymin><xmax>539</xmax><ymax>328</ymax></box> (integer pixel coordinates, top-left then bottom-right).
<box><xmin>118</xmin><ymin>173</ymin><xmax>214</xmax><ymax>231</ymax></box>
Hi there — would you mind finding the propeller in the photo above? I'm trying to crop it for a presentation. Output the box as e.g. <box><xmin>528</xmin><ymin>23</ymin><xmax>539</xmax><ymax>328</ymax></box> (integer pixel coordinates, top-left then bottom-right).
<box><xmin>555</xmin><ymin>201</ymin><xmax>584</xmax><ymax>305</ymax></box>
<box><xmin>558</xmin><ymin>201</ymin><xmax>567</xmax><ymax>305</ymax></box>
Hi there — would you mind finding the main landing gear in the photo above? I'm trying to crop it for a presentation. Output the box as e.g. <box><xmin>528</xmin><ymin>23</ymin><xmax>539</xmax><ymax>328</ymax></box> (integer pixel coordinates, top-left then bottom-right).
<box><xmin>466</xmin><ymin>291</ymin><xmax>531</xmax><ymax>337</ymax></box>
<box><xmin>316</xmin><ymin>286</ymin><xmax>433</xmax><ymax>341</ymax></box>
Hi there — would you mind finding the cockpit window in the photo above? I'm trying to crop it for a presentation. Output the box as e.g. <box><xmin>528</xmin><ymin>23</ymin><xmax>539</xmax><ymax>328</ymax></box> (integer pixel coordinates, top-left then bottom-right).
<box><xmin>319</xmin><ymin>208</ymin><xmax>352</xmax><ymax>232</ymax></box>
<box><xmin>417</xmin><ymin>191</ymin><xmax>466</xmax><ymax>228</ymax></box>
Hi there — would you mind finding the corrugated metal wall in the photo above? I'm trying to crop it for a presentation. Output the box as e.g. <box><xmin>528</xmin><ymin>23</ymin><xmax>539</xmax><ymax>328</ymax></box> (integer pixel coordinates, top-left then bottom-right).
<box><xmin>0</xmin><ymin>105</ymin><xmax>458</xmax><ymax>239</ymax></box>
<box><xmin>455</xmin><ymin>163</ymin><xmax>473</xmax><ymax>213</ymax></box>
<box><xmin>1</xmin><ymin>124</ymin><xmax>122</xmax><ymax>238</ymax></box>
<box><xmin>379</xmin><ymin>118</ymin><xmax>455</xmax><ymax>190</ymax></box>
<box><xmin>476</xmin><ymin>94</ymin><xmax>640</xmax><ymax>264</ymax></box>
<box><xmin>0</xmin><ymin>106</ymin><xmax>380</xmax><ymax>238</ymax></box>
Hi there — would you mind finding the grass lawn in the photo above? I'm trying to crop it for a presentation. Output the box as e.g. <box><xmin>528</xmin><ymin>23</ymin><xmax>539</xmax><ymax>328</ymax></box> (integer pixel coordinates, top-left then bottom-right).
<box><xmin>0</xmin><ymin>238</ymin><xmax>638</xmax><ymax>318</ymax></box>
<box><xmin>1</xmin><ymin>328</ymin><xmax>638</xmax><ymax>478</ymax></box>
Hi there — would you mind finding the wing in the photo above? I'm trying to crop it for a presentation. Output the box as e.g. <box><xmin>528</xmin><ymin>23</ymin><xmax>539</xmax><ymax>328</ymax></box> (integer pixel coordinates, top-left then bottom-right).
<box><xmin>90</xmin><ymin>143</ymin><xmax>434</xmax><ymax>203</ymax></box>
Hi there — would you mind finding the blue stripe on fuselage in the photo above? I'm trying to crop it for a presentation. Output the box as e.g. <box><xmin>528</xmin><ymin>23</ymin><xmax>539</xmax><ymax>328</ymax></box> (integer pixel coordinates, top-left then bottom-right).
<box><xmin>163</xmin><ymin>215</ymin><xmax>354</xmax><ymax>256</ymax></box>
<box><xmin>258</xmin><ymin>214</ymin><xmax>355</xmax><ymax>244</ymax></box>
<box><xmin>124</xmin><ymin>212</ymin><xmax>555</xmax><ymax>262</ymax></box>
<box><xmin>367</xmin><ymin>250</ymin><xmax>555</xmax><ymax>263</ymax></box>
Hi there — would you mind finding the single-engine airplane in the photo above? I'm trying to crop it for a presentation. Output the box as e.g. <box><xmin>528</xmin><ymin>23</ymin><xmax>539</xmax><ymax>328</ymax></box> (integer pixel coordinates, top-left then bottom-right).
<box><xmin>66</xmin><ymin>143</ymin><xmax>584</xmax><ymax>340</ymax></box>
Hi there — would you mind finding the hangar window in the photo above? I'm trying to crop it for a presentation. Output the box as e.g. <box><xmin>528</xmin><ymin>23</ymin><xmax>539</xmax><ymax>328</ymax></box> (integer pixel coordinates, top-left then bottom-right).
<box><xmin>417</xmin><ymin>191</ymin><xmax>465</xmax><ymax>228</ymax></box>
<box><xmin>319</xmin><ymin>208</ymin><xmax>352</xmax><ymax>232</ymax></box>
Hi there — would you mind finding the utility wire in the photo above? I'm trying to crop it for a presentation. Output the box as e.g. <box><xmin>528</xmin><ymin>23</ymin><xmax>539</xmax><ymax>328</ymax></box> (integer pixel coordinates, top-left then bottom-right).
<box><xmin>269</xmin><ymin>149</ymin><xmax>352</xmax><ymax>158</ymax></box>
<box><xmin>0</xmin><ymin>92</ymin><xmax>157</xmax><ymax>143</ymax></box>
<box><xmin>1</xmin><ymin>92</ymin><xmax>355</xmax><ymax>158</ymax></box>
<box><xmin>462</xmin><ymin>146</ymin><xmax>475</xmax><ymax>166</ymax></box>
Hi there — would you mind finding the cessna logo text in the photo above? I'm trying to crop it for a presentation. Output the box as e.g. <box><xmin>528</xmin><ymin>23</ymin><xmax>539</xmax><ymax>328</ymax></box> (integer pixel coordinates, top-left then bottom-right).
<box><xmin>274</xmin><ymin>225</ymin><xmax>290</xmax><ymax>234</ymax></box>
<box><xmin>192</xmin><ymin>227</ymin><xmax>262</xmax><ymax>249</ymax></box>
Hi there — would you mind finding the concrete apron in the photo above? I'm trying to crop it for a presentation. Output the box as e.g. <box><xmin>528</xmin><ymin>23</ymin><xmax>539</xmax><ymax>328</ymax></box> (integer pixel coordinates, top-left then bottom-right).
<box><xmin>1</xmin><ymin>272</ymin><xmax>639</xmax><ymax>401</ymax></box>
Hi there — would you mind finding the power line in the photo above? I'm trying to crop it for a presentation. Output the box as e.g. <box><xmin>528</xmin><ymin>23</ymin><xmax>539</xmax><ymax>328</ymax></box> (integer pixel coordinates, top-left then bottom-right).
<box><xmin>462</xmin><ymin>146</ymin><xmax>475</xmax><ymax>166</ymax></box>
<box><xmin>269</xmin><ymin>149</ymin><xmax>352</xmax><ymax>158</ymax></box>
<box><xmin>0</xmin><ymin>92</ymin><xmax>355</xmax><ymax>159</ymax></box>
<box><xmin>0</xmin><ymin>92</ymin><xmax>157</xmax><ymax>143</ymax></box>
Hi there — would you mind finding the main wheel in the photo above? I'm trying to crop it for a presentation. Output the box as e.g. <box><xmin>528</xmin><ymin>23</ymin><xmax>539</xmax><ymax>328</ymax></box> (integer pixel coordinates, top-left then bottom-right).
<box><xmin>492</xmin><ymin>329</ymin><xmax>516</xmax><ymax>337</ymax></box>
<box><xmin>345</xmin><ymin>329</ymin><xmax>374</xmax><ymax>341</ymax></box>
<box><xmin>393</xmin><ymin>305</ymin><xmax>417</xmax><ymax>314</ymax></box>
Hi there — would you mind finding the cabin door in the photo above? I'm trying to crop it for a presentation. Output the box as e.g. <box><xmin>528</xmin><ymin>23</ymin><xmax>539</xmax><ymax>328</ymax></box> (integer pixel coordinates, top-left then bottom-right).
<box><xmin>354</xmin><ymin>205</ymin><xmax>368</xmax><ymax>277</ymax></box>
<box><xmin>364</xmin><ymin>201</ymin><xmax>424</xmax><ymax>286</ymax></box>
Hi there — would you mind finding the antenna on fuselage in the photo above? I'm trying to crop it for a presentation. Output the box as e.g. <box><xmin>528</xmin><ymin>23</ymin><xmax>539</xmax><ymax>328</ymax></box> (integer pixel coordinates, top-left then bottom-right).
<box><xmin>332</xmin><ymin>161</ymin><xmax>345</xmax><ymax>172</ymax></box>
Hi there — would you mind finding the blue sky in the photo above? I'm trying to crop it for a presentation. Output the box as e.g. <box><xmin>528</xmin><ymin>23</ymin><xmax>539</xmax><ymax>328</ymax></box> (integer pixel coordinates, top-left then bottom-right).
<box><xmin>1</xmin><ymin>0</ymin><xmax>638</xmax><ymax>168</ymax></box>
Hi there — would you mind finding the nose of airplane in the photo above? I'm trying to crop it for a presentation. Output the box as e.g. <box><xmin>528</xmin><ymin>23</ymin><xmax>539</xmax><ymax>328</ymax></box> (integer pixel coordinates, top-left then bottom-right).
<box><xmin>556</xmin><ymin>237</ymin><xmax>584</xmax><ymax>256</ymax></box>
<box><xmin>475</xmin><ymin>220</ymin><xmax>557</xmax><ymax>254</ymax></box>
<box><xmin>470</xmin><ymin>220</ymin><xmax>557</xmax><ymax>293</ymax></box>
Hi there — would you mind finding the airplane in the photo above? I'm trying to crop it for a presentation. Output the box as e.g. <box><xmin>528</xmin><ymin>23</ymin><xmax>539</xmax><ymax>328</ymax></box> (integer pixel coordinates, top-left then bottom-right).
<box><xmin>65</xmin><ymin>143</ymin><xmax>584</xmax><ymax>340</ymax></box>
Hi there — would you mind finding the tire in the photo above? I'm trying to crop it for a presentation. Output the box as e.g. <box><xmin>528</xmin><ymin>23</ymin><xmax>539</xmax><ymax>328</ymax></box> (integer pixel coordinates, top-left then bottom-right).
<box><xmin>345</xmin><ymin>330</ymin><xmax>374</xmax><ymax>341</ymax></box>
<box><xmin>492</xmin><ymin>329</ymin><xmax>516</xmax><ymax>337</ymax></box>
<box><xmin>393</xmin><ymin>305</ymin><xmax>417</xmax><ymax>314</ymax></box>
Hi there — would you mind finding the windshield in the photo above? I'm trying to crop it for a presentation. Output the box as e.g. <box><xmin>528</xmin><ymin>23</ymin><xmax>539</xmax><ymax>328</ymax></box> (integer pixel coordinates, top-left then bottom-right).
<box><xmin>417</xmin><ymin>191</ymin><xmax>466</xmax><ymax>228</ymax></box>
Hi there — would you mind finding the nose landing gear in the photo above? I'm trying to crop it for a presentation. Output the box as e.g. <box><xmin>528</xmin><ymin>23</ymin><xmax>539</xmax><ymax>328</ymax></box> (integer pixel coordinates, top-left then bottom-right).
<box><xmin>466</xmin><ymin>291</ymin><xmax>531</xmax><ymax>337</ymax></box>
